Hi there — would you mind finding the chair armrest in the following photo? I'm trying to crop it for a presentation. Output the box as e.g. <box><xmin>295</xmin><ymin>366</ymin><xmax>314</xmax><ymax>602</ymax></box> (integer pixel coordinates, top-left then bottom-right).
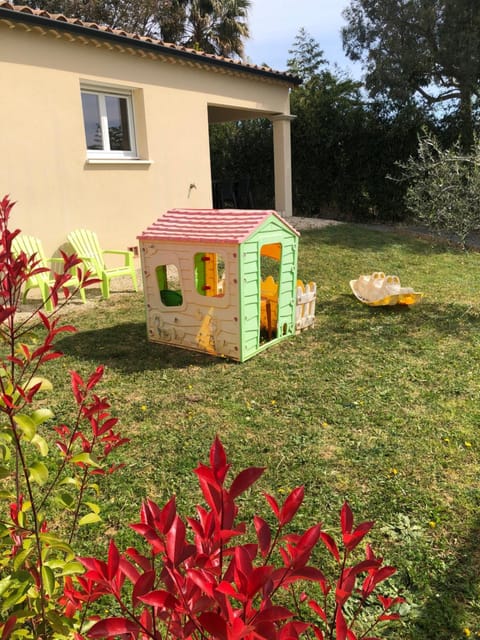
<box><xmin>102</xmin><ymin>249</ymin><xmax>135</xmax><ymax>265</ymax></box>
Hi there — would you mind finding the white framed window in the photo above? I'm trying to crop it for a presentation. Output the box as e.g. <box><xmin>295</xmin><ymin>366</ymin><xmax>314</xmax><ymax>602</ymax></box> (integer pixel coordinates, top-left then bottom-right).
<box><xmin>81</xmin><ymin>85</ymin><xmax>137</xmax><ymax>159</ymax></box>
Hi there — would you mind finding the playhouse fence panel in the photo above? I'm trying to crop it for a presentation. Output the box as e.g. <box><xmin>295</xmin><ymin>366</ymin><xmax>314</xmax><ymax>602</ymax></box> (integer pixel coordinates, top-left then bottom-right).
<box><xmin>296</xmin><ymin>281</ymin><xmax>316</xmax><ymax>333</ymax></box>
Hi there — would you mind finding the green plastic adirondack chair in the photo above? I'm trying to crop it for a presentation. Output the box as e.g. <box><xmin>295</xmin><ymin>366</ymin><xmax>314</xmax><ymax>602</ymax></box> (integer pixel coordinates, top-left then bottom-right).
<box><xmin>67</xmin><ymin>229</ymin><xmax>138</xmax><ymax>299</ymax></box>
<box><xmin>12</xmin><ymin>234</ymin><xmax>87</xmax><ymax>312</ymax></box>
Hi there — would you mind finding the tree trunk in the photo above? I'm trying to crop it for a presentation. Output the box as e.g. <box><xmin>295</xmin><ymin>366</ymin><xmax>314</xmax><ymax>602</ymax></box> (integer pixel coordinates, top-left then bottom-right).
<box><xmin>459</xmin><ymin>86</ymin><xmax>474</xmax><ymax>150</ymax></box>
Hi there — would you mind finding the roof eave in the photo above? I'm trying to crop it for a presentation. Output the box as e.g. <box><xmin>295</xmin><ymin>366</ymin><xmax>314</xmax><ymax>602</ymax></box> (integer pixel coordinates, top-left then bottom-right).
<box><xmin>0</xmin><ymin>6</ymin><xmax>302</xmax><ymax>86</ymax></box>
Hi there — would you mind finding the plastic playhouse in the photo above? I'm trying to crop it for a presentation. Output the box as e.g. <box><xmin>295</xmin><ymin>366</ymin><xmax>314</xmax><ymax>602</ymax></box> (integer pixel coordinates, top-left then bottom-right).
<box><xmin>138</xmin><ymin>209</ymin><xmax>316</xmax><ymax>361</ymax></box>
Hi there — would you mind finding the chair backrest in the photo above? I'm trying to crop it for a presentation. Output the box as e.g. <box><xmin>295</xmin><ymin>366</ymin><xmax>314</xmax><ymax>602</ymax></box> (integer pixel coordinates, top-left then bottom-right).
<box><xmin>68</xmin><ymin>229</ymin><xmax>105</xmax><ymax>273</ymax></box>
<box><xmin>12</xmin><ymin>235</ymin><xmax>50</xmax><ymax>282</ymax></box>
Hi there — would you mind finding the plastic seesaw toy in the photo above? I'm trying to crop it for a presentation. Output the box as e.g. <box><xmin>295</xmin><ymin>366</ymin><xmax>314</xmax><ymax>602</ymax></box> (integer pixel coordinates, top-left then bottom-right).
<box><xmin>350</xmin><ymin>271</ymin><xmax>423</xmax><ymax>306</ymax></box>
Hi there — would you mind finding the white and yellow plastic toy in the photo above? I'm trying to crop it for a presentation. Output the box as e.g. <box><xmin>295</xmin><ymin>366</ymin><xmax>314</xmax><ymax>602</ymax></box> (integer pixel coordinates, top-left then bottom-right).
<box><xmin>350</xmin><ymin>272</ymin><xmax>423</xmax><ymax>306</ymax></box>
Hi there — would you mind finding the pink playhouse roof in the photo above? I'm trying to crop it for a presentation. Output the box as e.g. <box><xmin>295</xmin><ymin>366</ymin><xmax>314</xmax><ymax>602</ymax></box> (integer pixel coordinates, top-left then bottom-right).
<box><xmin>138</xmin><ymin>209</ymin><xmax>300</xmax><ymax>244</ymax></box>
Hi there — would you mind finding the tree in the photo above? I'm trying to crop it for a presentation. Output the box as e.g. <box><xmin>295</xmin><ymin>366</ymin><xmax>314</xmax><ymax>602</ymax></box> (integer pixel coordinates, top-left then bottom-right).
<box><xmin>287</xmin><ymin>27</ymin><xmax>328</xmax><ymax>85</ymax></box>
<box><xmin>342</xmin><ymin>0</ymin><xmax>480</xmax><ymax>148</ymax></box>
<box><xmin>285</xmin><ymin>28</ymin><xmax>426</xmax><ymax>220</ymax></box>
<box><xmin>184</xmin><ymin>0</ymin><xmax>250</xmax><ymax>57</ymax></box>
<box><xmin>400</xmin><ymin>132</ymin><xmax>480</xmax><ymax>247</ymax></box>
<box><xmin>23</xmin><ymin>0</ymin><xmax>250</xmax><ymax>58</ymax></box>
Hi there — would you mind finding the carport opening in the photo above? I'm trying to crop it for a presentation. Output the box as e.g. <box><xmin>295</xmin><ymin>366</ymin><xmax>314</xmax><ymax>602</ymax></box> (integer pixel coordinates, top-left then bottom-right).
<box><xmin>208</xmin><ymin>106</ymin><xmax>274</xmax><ymax>210</ymax></box>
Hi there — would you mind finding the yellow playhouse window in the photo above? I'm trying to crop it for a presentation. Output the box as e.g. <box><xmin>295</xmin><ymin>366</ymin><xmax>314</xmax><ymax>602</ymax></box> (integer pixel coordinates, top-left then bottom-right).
<box><xmin>156</xmin><ymin>264</ymin><xmax>183</xmax><ymax>307</ymax></box>
<box><xmin>194</xmin><ymin>253</ymin><xmax>226</xmax><ymax>297</ymax></box>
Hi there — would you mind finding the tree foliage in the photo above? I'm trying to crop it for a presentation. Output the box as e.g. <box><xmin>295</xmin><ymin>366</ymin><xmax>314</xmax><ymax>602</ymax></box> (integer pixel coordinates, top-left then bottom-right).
<box><xmin>22</xmin><ymin>0</ymin><xmax>251</xmax><ymax>58</ymax></box>
<box><xmin>400</xmin><ymin>132</ymin><xmax>480</xmax><ymax>247</ymax></box>
<box><xmin>286</xmin><ymin>29</ymin><xmax>426</xmax><ymax>219</ymax></box>
<box><xmin>342</xmin><ymin>0</ymin><xmax>480</xmax><ymax>148</ymax></box>
<box><xmin>209</xmin><ymin>28</ymin><xmax>428</xmax><ymax>222</ymax></box>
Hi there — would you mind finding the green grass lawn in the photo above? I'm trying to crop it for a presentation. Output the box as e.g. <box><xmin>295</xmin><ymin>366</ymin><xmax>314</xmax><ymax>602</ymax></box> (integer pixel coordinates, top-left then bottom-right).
<box><xmin>45</xmin><ymin>224</ymin><xmax>480</xmax><ymax>639</ymax></box>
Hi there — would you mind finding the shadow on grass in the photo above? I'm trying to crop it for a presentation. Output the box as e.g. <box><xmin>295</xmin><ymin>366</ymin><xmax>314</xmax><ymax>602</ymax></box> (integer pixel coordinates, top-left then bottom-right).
<box><xmin>414</xmin><ymin>518</ymin><xmax>480</xmax><ymax>638</ymax></box>
<box><xmin>54</xmin><ymin>296</ymin><xmax>480</xmax><ymax>374</ymax></box>
<box><xmin>318</xmin><ymin>296</ymin><xmax>480</xmax><ymax>339</ymax></box>
<box><xmin>55</xmin><ymin>321</ymin><xmax>226</xmax><ymax>372</ymax></box>
<box><xmin>300</xmin><ymin>225</ymin><xmax>461</xmax><ymax>256</ymax></box>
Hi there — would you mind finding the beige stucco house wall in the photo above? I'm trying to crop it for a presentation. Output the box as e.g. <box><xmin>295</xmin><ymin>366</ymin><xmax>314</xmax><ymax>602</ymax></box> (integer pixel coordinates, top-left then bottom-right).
<box><xmin>0</xmin><ymin>2</ymin><xmax>298</xmax><ymax>257</ymax></box>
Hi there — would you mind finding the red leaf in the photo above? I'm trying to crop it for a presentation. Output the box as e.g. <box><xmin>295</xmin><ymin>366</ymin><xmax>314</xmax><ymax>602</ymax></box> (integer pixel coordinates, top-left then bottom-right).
<box><xmin>254</xmin><ymin>516</ymin><xmax>271</xmax><ymax>558</ymax></box>
<box><xmin>198</xmin><ymin>612</ymin><xmax>227</xmax><ymax>640</ymax></box>
<box><xmin>264</xmin><ymin>492</ymin><xmax>280</xmax><ymax>519</ymax></box>
<box><xmin>132</xmin><ymin>570</ymin><xmax>155</xmax><ymax>607</ymax></box>
<box><xmin>1</xmin><ymin>615</ymin><xmax>17</xmax><ymax>640</ymax></box>
<box><xmin>379</xmin><ymin>614</ymin><xmax>401</xmax><ymax>621</ymax></box>
<box><xmin>188</xmin><ymin>569</ymin><xmax>215</xmax><ymax>597</ymax></box>
<box><xmin>280</xmin><ymin>486</ymin><xmax>304</xmax><ymax>526</ymax></box>
<box><xmin>87</xmin><ymin>365</ymin><xmax>105</xmax><ymax>390</ymax></box>
<box><xmin>159</xmin><ymin>496</ymin><xmax>177</xmax><ymax>534</ymax></box>
<box><xmin>308</xmin><ymin>599</ymin><xmax>327</xmax><ymax>623</ymax></box>
<box><xmin>284</xmin><ymin>567</ymin><xmax>327</xmax><ymax>586</ymax></box>
<box><xmin>279</xmin><ymin>621</ymin><xmax>310</xmax><ymax>640</ymax></box>
<box><xmin>246</xmin><ymin>565</ymin><xmax>274</xmax><ymax>597</ymax></box>
<box><xmin>119</xmin><ymin>556</ymin><xmax>140</xmax><ymax>584</ymax></box>
<box><xmin>254</xmin><ymin>605</ymin><xmax>293</xmax><ymax>624</ymax></box>
<box><xmin>340</xmin><ymin>502</ymin><xmax>353</xmax><ymax>536</ymax></box>
<box><xmin>312</xmin><ymin>627</ymin><xmax>325</xmax><ymax>640</ymax></box>
<box><xmin>363</xmin><ymin>565</ymin><xmax>397</xmax><ymax>597</ymax></box>
<box><xmin>166</xmin><ymin>514</ymin><xmax>187</xmax><ymax>566</ymax></box>
<box><xmin>335</xmin><ymin>608</ymin><xmax>348</xmax><ymax>640</ymax></box>
<box><xmin>125</xmin><ymin>547</ymin><xmax>152</xmax><ymax>572</ymax></box>
<box><xmin>319</xmin><ymin>531</ymin><xmax>340</xmax><ymax>562</ymax></box>
<box><xmin>210</xmin><ymin>436</ymin><xmax>229</xmax><ymax>483</ymax></box>
<box><xmin>107</xmin><ymin>540</ymin><xmax>119</xmax><ymax>581</ymax></box>
<box><xmin>139</xmin><ymin>589</ymin><xmax>178</xmax><ymax>609</ymax></box>
<box><xmin>229</xmin><ymin>466</ymin><xmax>265</xmax><ymax>500</ymax></box>
<box><xmin>129</xmin><ymin>523</ymin><xmax>164</xmax><ymax>554</ymax></box>
<box><xmin>87</xmin><ymin>617</ymin><xmax>139</xmax><ymax>638</ymax></box>
<box><xmin>344</xmin><ymin>521</ymin><xmax>374</xmax><ymax>551</ymax></box>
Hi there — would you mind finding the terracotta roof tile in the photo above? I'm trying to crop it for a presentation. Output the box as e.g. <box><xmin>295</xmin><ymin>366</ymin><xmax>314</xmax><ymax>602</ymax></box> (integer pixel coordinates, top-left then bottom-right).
<box><xmin>138</xmin><ymin>209</ymin><xmax>300</xmax><ymax>244</ymax></box>
<box><xmin>0</xmin><ymin>1</ymin><xmax>300</xmax><ymax>84</ymax></box>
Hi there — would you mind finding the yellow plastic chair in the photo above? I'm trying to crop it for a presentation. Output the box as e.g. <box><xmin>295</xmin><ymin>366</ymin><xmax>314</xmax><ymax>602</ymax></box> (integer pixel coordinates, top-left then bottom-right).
<box><xmin>67</xmin><ymin>229</ymin><xmax>138</xmax><ymax>299</ymax></box>
<box><xmin>12</xmin><ymin>234</ymin><xmax>86</xmax><ymax>312</ymax></box>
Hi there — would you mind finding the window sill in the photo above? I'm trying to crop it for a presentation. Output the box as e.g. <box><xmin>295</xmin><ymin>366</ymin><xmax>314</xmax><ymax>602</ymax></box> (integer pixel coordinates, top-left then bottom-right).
<box><xmin>85</xmin><ymin>159</ymin><xmax>153</xmax><ymax>165</ymax></box>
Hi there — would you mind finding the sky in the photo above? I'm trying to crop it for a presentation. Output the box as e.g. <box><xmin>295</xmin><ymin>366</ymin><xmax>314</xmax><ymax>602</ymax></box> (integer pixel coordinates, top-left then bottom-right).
<box><xmin>244</xmin><ymin>0</ymin><xmax>361</xmax><ymax>78</ymax></box>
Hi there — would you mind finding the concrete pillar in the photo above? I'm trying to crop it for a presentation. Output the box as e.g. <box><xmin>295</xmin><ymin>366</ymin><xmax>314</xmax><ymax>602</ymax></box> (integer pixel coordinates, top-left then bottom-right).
<box><xmin>271</xmin><ymin>114</ymin><xmax>295</xmax><ymax>218</ymax></box>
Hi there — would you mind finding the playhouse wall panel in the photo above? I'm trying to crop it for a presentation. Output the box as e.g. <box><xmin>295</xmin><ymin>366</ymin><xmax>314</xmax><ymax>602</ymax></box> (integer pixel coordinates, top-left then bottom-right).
<box><xmin>140</xmin><ymin>239</ymin><xmax>242</xmax><ymax>358</ymax></box>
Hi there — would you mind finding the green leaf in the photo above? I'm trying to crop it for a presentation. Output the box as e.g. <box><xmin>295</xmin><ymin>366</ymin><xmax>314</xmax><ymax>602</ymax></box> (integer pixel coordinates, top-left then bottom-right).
<box><xmin>0</xmin><ymin>441</ymin><xmax>11</xmax><ymax>462</ymax></box>
<box><xmin>28</xmin><ymin>461</ymin><xmax>49</xmax><ymax>486</ymax></box>
<box><xmin>0</xmin><ymin>578</ymin><xmax>31</xmax><ymax>612</ymax></box>
<box><xmin>78</xmin><ymin>512</ymin><xmax>102</xmax><ymax>526</ymax></box>
<box><xmin>14</xmin><ymin>414</ymin><xmax>36</xmax><ymax>440</ymax></box>
<box><xmin>30</xmin><ymin>408</ymin><xmax>54</xmax><ymax>426</ymax></box>
<box><xmin>59</xmin><ymin>476</ymin><xmax>81</xmax><ymax>488</ymax></box>
<box><xmin>41</xmin><ymin>564</ymin><xmax>55</xmax><ymax>597</ymax></box>
<box><xmin>0</xmin><ymin>465</ymin><xmax>10</xmax><ymax>480</ymax></box>
<box><xmin>39</xmin><ymin>533</ymin><xmax>75</xmax><ymax>559</ymax></box>
<box><xmin>70</xmin><ymin>452</ymin><xmax>101</xmax><ymax>468</ymax></box>
<box><xmin>31</xmin><ymin>433</ymin><xmax>49</xmax><ymax>456</ymax></box>
<box><xmin>46</xmin><ymin>609</ymin><xmax>72</xmax><ymax>635</ymax></box>
<box><xmin>56</xmin><ymin>492</ymin><xmax>76</xmax><ymax>509</ymax></box>
<box><xmin>0</xmin><ymin>575</ymin><xmax>12</xmax><ymax>597</ymax></box>
<box><xmin>26</xmin><ymin>376</ymin><xmax>53</xmax><ymax>392</ymax></box>
<box><xmin>13</xmin><ymin>546</ymin><xmax>34</xmax><ymax>572</ymax></box>
<box><xmin>61</xmin><ymin>560</ymin><xmax>85</xmax><ymax>576</ymax></box>
<box><xmin>89</xmin><ymin>482</ymin><xmax>101</xmax><ymax>496</ymax></box>
<box><xmin>84</xmin><ymin>501</ymin><xmax>101</xmax><ymax>514</ymax></box>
